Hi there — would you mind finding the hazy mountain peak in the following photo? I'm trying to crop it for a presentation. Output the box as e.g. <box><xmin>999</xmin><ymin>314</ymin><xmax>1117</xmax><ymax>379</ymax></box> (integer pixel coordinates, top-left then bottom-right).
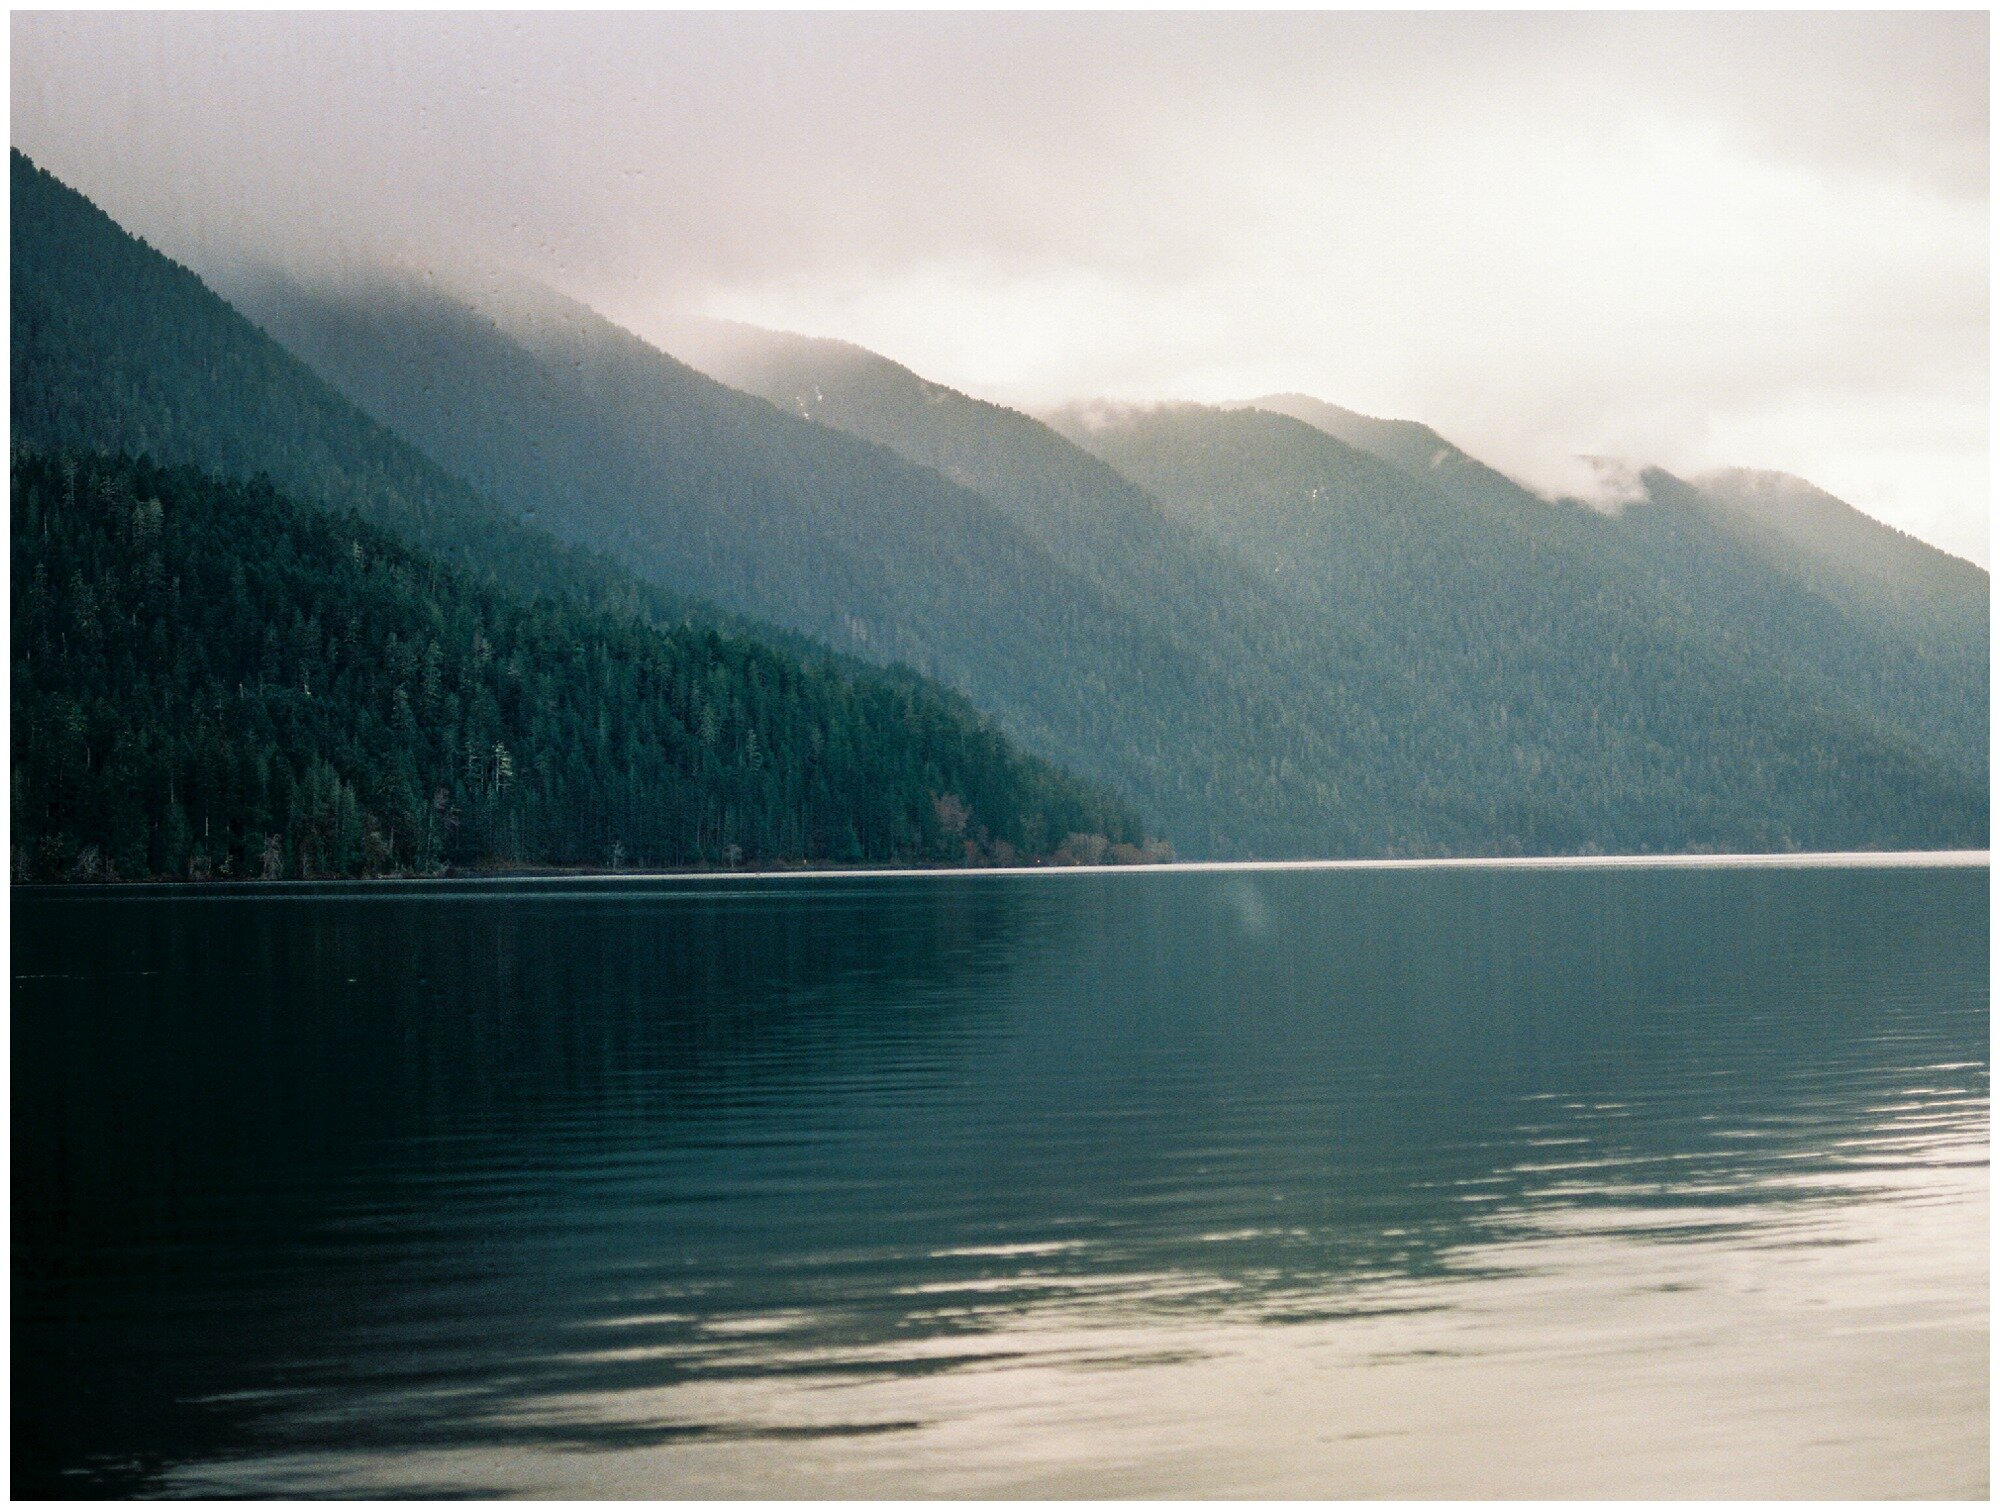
<box><xmin>1692</xmin><ymin>465</ymin><xmax>1874</xmax><ymax>529</ymax></box>
<box><xmin>661</xmin><ymin>313</ymin><xmax>1025</xmax><ymax>438</ymax></box>
<box><xmin>1235</xmin><ymin>391</ymin><xmax>1572</xmax><ymax>525</ymax></box>
<box><xmin>1689</xmin><ymin>464</ymin><xmax>1987</xmax><ymax>592</ymax></box>
<box><xmin>663</xmin><ymin>312</ymin><xmax>875</xmax><ymax>367</ymax></box>
<box><xmin>1238</xmin><ymin>393</ymin><xmax>1455</xmax><ymax>462</ymax></box>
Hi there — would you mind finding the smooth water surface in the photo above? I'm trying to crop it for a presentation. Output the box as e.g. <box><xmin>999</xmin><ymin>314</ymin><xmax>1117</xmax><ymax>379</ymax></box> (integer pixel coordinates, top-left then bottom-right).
<box><xmin>13</xmin><ymin>861</ymin><xmax>1989</xmax><ymax>1497</ymax></box>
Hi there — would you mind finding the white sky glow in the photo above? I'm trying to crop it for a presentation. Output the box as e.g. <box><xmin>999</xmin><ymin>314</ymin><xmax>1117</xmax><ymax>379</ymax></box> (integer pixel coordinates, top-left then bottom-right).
<box><xmin>12</xmin><ymin>10</ymin><xmax>1989</xmax><ymax>561</ymax></box>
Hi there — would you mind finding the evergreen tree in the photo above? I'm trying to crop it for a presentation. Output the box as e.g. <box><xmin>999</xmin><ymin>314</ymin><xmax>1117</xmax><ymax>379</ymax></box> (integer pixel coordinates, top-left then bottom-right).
<box><xmin>12</xmin><ymin>451</ymin><xmax>1152</xmax><ymax>881</ymax></box>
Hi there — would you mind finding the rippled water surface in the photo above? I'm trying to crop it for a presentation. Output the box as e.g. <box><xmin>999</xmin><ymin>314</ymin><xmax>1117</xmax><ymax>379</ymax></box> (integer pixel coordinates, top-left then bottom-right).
<box><xmin>13</xmin><ymin>860</ymin><xmax>1988</xmax><ymax>1497</ymax></box>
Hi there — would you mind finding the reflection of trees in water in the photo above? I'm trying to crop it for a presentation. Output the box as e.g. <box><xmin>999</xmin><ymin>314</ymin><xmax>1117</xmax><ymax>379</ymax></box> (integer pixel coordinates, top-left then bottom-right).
<box><xmin>15</xmin><ymin>878</ymin><xmax>1052</xmax><ymax>1213</ymax></box>
<box><xmin>12</xmin><ymin>877</ymin><xmax>1058</xmax><ymax>1496</ymax></box>
<box><xmin>12</xmin><ymin>866</ymin><xmax>1988</xmax><ymax>1495</ymax></box>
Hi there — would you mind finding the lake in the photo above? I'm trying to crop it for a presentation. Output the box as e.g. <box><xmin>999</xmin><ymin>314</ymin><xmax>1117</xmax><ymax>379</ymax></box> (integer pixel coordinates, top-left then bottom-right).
<box><xmin>12</xmin><ymin>858</ymin><xmax>1988</xmax><ymax>1497</ymax></box>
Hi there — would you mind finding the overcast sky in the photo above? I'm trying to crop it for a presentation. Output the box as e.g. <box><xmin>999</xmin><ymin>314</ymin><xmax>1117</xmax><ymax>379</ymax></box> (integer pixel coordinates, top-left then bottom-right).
<box><xmin>13</xmin><ymin>11</ymin><xmax>1990</xmax><ymax>561</ymax></box>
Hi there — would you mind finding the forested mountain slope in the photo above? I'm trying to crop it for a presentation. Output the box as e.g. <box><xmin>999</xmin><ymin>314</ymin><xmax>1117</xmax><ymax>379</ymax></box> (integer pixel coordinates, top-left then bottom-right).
<box><xmin>658</xmin><ymin>316</ymin><xmax>1412</xmax><ymax>703</ymax></box>
<box><xmin>13</xmin><ymin>451</ymin><xmax>1144</xmax><ymax>880</ymax></box>
<box><xmin>662</xmin><ymin>316</ymin><xmax>1252</xmax><ymax>620</ymax></box>
<box><xmin>236</xmin><ymin>271</ymin><xmax>1142</xmax><ymax>694</ymax></box>
<box><xmin>1050</xmin><ymin>402</ymin><xmax>1986</xmax><ymax>852</ymax></box>
<box><xmin>16</xmin><ymin>149</ymin><xmax>1350</xmax><ymax>858</ymax></box>
<box><xmin>659</xmin><ymin>316</ymin><xmax>1490</xmax><ymax>843</ymax></box>
<box><xmin>1242</xmin><ymin>393</ymin><xmax>1570</xmax><ymax>541</ymax></box>
<box><xmin>663</xmin><ymin>320</ymin><xmax>1987</xmax><ymax>852</ymax></box>
<box><xmin>10</xmin><ymin>151</ymin><xmax>707</xmax><ymax>633</ymax></box>
<box><xmin>1681</xmin><ymin>467</ymin><xmax>1986</xmax><ymax>649</ymax></box>
<box><xmin>1259</xmin><ymin>391</ymin><xmax>1986</xmax><ymax>638</ymax></box>
<box><xmin>10</xmin><ymin>151</ymin><xmax>1150</xmax><ymax>875</ymax></box>
<box><xmin>237</xmin><ymin>273</ymin><xmax>1467</xmax><ymax>856</ymax></box>
<box><xmin>1250</xmin><ymin>391</ymin><xmax>1988</xmax><ymax>774</ymax></box>
<box><xmin>1615</xmin><ymin>468</ymin><xmax>1986</xmax><ymax>772</ymax></box>
<box><xmin>18</xmin><ymin>148</ymin><xmax>1980</xmax><ymax>859</ymax></box>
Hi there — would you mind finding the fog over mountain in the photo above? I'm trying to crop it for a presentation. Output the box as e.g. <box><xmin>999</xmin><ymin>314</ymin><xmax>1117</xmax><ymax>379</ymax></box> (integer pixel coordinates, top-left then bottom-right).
<box><xmin>12</xmin><ymin>147</ymin><xmax>1987</xmax><ymax>864</ymax></box>
<box><xmin>11</xmin><ymin>10</ymin><xmax>1988</xmax><ymax>563</ymax></box>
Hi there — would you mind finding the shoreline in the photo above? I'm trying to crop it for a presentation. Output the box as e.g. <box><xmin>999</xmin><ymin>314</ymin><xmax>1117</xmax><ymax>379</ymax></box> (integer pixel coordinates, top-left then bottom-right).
<box><xmin>15</xmin><ymin>848</ymin><xmax>1990</xmax><ymax>891</ymax></box>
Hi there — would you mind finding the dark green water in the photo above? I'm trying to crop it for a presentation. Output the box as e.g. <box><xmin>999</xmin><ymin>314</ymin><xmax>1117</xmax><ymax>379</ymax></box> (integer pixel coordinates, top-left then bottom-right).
<box><xmin>12</xmin><ymin>860</ymin><xmax>1989</xmax><ymax>1497</ymax></box>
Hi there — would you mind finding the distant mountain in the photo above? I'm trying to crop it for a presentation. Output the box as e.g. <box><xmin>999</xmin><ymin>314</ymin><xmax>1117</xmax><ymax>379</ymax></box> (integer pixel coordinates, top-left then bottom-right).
<box><xmin>653</xmin><ymin>320</ymin><xmax>1989</xmax><ymax>853</ymax></box>
<box><xmin>1617</xmin><ymin>468</ymin><xmax>1986</xmax><ymax>773</ymax></box>
<box><xmin>9</xmin><ymin>151</ymin><xmax>1149</xmax><ymax>875</ymax></box>
<box><xmin>1050</xmin><ymin>400</ymin><xmax>1985</xmax><ymax>852</ymax></box>
<box><xmin>238</xmin><ymin>275</ymin><xmax>1467</xmax><ymax>856</ymax></box>
<box><xmin>19</xmin><ymin>145</ymin><xmax>1979</xmax><ymax>859</ymax></box>
<box><xmin>662</xmin><ymin>317</ymin><xmax>1476</xmax><ymax>844</ymax></box>
<box><xmin>1241</xmin><ymin>393</ymin><xmax>1568</xmax><ymax>540</ymax></box>
<box><xmin>663</xmin><ymin>317</ymin><xmax>1252</xmax><ymax>619</ymax></box>
<box><xmin>1685</xmin><ymin>466</ymin><xmax>1986</xmax><ymax>646</ymax></box>
<box><xmin>235</xmin><ymin>271</ymin><xmax>1130</xmax><ymax>695</ymax></box>
<box><xmin>10</xmin><ymin>151</ymin><xmax>705</xmax><ymax>632</ymax></box>
<box><xmin>1250</xmin><ymin>392</ymin><xmax>1988</xmax><ymax>775</ymax></box>
<box><xmin>13</xmin><ymin>449</ymin><xmax>1143</xmax><ymax>880</ymax></box>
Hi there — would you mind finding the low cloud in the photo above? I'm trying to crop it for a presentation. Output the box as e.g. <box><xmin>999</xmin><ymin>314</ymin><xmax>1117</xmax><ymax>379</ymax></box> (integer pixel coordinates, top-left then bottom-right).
<box><xmin>13</xmin><ymin>11</ymin><xmax>1987</xmax><ymax>562</ymax></box>
<box><xmin>1507</xmin><ymin>457</ymin><xmax>1653</xmax><ymax>514</ymax></box>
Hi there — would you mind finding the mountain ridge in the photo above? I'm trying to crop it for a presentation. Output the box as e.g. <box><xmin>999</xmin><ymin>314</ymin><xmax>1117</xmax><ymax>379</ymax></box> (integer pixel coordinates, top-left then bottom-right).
<box><xmin>1046</xmin><ymin>397</ymin><xmax>1984</xmax><ymax>850</ymax></box>
<box><xmin>9</xmin><ymin>150</ymin><xmax>1154</xmax><ymax>876</ymax></box>
<box><xmin>1236</xmin><ymin>388</ymin><xmax>1987</xmax><ymax>772</ymax></box>
<box><xmin>17</xmin><ymin>148</ymin><xmax>1984</xmax><ymax>860</ymax></box>
<box><xmin>241</xmin><ymin>269</ymin><xmax>1506</xmax><ymax>856</ymax></box>
<box><xmin>655</xmin><ymin>315</ymin><xmax>1987</xmax><ymax>852</ymax></box>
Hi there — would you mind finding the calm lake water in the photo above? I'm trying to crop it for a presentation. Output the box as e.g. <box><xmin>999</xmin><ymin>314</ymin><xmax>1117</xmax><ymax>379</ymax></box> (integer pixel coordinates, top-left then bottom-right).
<box><xmin>13</xmin><ymin>859</ymin><xmax>1989</xmax><ymax>1497</ymax></box>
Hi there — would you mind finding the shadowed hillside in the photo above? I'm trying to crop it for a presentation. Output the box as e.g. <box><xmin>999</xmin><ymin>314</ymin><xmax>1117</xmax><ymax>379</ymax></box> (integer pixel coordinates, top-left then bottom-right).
<box><xmin>12</xmin><ymin>450</ymin><xmax>1145</xmax><ymax>879</ymax></box>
